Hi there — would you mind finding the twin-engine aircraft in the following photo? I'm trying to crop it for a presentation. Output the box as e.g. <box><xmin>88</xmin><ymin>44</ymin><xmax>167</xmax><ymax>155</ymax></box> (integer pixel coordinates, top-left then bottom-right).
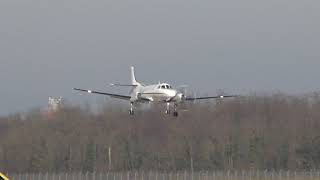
<box><xmin>74</xmin><ymin>67</ymin><xmax>236</xmax><ymax>117</ymax></box>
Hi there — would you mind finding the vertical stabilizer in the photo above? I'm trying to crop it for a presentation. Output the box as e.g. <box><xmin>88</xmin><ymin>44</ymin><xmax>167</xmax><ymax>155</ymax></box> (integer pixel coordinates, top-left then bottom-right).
<box><xmin>130</xmin><ymin>66</ymin><xmax>138</xmax><ymax>85</ymax></box>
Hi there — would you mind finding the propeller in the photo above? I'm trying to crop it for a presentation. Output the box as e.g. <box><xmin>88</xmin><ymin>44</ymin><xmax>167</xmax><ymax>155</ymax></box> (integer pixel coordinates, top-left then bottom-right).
<box><xmin>177</xmin><ymin>85</ymin><xmax>188</xmax><ymax>98</ymax></box>
<box><xmin>175</xmin><ymin>85</ymin><xmax>192</xmax><ymax>111</ymax></box>
<box><xmin>177</xmin><ymin>86</ymin><xmax>237</xmax><ymax>103</ymax></box>
<box><xmin>167</xmin><ymin>85</ymin><xmax>237</xmax><ymax>105</ymax></box>
<box><xmin>177</xmin><ymin>85</ymin><xmax>197</xmax><ymax>102</ymax></box>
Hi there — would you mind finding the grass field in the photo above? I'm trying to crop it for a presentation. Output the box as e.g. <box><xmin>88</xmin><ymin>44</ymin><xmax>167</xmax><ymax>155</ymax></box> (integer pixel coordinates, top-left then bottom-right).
<box><xmin>5</xmin><ymin>171</ymin><xmax>320</xmax><ymax>180</ymax></box>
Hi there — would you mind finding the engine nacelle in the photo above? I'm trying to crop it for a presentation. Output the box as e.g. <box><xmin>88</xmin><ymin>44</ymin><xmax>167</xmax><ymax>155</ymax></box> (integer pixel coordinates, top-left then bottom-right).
<box><xmin>173</xmin><ymin>93</ymin><xmax>185</xmax><ymax>103</ymax></box>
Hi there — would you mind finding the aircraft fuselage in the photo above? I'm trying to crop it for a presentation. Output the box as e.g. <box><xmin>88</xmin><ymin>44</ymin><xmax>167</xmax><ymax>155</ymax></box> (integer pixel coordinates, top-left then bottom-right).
<box><xmin>131</xmin><ymin>83</ymin><xmax>182</xmax><ymax>103</ymax></box>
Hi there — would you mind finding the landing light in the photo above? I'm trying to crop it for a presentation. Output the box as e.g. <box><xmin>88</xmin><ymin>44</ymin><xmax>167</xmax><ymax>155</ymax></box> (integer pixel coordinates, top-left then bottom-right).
<box><xmin>88</xmin><ymin>90</ymin><xmax>92</xmax><ymax>93</ymax></box>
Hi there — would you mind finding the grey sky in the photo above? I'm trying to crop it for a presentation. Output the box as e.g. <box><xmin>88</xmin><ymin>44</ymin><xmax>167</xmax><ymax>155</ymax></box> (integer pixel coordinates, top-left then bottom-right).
<box><xmin>1</xmin><ymin>0</ymin><xmax>320</xmax><ymax>115</ymax></box>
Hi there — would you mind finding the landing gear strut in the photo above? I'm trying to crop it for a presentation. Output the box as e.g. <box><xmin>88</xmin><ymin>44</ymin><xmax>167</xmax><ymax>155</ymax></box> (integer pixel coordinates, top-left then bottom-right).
<box><xmin>129</xmin><ymin>102</ymin><xmax>134</xmax><ymax>115</ymax></box>
<box><xmin>165</xmin><ymin>103</ymin><xmax>178</xmax><ymax>117</ymax></box>
<box><xmin>173</xmin><ymin>104</ymin><xmax>178</xmax><ymax>117</ymax></box>
<box><xmin>165</xmin><ymin>103</ymin><xmax>171</xmax><ymax>114</ymax></box>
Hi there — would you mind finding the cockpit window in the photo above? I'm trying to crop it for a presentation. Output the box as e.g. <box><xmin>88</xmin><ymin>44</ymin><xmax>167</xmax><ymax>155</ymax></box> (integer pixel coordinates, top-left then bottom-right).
<box><xmin>159</xmin><ymin>84</ymin><xmax>173</xmax><ymax>89</ymax></box>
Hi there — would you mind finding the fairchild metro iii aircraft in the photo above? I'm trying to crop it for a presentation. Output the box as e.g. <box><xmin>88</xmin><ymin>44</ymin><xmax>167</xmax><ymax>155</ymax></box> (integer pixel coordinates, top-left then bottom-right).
<box><xmin>74</xmin><ymin>67</ymin><xmax>236</xmax><ymax>117</ymax></box>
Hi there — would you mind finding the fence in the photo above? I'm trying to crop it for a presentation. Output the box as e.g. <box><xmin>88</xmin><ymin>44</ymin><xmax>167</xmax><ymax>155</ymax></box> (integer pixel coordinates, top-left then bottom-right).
<box><xmin>5</xmin><ymin>171</ymin><xmax>320</xmax><ymax>180</ymax></box>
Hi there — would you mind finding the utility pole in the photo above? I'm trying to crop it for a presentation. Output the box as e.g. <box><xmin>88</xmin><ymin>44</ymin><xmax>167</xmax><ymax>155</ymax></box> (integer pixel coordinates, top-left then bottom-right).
<box><xmin>108</xmin><ymin>147</ymin><xmax>112</xmax><ymax>170</ymax></box>
<box><xmin>190</xmin><ymin>143</ymin><xmax>194</xmax><ymax>174</ymax></box>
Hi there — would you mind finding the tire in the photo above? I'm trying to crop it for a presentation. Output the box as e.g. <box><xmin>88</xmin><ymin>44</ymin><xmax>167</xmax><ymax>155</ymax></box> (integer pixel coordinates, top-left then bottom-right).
<box><xmin>129</xmin><ymin>110</ymin><xmax>134</xmax><ymax>115</ymax></box>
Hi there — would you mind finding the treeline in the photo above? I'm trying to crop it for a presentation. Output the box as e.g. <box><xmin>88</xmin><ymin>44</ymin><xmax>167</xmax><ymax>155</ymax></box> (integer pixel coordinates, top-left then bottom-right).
<box><xmin>1</xmin><ymin>93</ymin><xmax>320</xmax><ymax>173</ymax></box>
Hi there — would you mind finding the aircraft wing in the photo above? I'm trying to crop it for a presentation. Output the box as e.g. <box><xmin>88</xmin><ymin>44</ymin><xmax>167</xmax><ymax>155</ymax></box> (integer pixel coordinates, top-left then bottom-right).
<box><xmin>73</xmin><ymin>88</ymin><xmax>131</xmax><ymax>101</ymax></box>
<box><xmin>185</xmin><ymin>95</ymin><xmax>237</xmax><ymax>101</ymax></box>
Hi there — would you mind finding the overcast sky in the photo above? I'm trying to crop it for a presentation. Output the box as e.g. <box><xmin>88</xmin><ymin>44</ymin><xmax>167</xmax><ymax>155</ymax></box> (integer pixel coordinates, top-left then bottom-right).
<box><xmin>1</xmin><ymin>0</ymin><xmax>320</xmax><ymax>115</ymax></box>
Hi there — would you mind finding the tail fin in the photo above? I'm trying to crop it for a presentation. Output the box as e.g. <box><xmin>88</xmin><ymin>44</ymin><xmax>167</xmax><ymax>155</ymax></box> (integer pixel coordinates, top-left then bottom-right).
<box><xmin>130</xmin><ymin>66</ymin><xmax>139</xmax><ymax>85</ymax></box>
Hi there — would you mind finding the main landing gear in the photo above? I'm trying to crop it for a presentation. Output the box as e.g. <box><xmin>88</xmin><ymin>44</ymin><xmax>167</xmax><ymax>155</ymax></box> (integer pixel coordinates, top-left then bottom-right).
<box><xmin>165</xmin><ymin>103</ymin><xmax>171</xmax><ymax>115</ymax></box>
<box><xmin>129</xmin><ymin>102</ymin><xmax>134</xmax><ymax>115</ymax></box>
<box><xmin>165</xmin><ymin>103</ymin><xmax>179</xmax><ymax>117</ymax></box>
<box><xmin>173</xmin><ymin>104</ymin><xmax>178</xmax><ymax>117</ymax></box>
<box><xmin>129</xmin><ymin>102</ymin><xmax>179</xmax><ymax>117</ymax></box>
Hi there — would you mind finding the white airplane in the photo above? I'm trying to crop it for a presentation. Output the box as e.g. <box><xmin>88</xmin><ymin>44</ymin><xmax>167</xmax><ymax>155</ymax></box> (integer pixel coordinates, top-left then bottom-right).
<box><xmin>73</xmin><ymin>66</ymin><xmax>236</xmax><ymax>117</ymax></box>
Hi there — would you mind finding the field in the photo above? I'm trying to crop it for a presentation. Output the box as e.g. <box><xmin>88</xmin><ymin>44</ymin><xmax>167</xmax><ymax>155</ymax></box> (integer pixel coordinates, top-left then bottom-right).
<box><xmin>2</xmin><ymin>94</ymin><xmax>320</xmax><ymax>174</ymax></box>
<box><xmin>6</xmin><ymin>171</ymin><xmax>320</xmax><ymax>180</ymax></box>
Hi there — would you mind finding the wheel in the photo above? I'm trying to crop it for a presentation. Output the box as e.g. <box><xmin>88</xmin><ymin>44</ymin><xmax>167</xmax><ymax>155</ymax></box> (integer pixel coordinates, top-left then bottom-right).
<box><xmin>129</xmin><ymin>110</ymin><xmax>134</xmax><ymax>115</ymax></box>
<box><xmin>173</xmin><ymin>111</ymin><xmax>178</xmax><ymax>117</ymax></box>
<box><xmin>165</xmin><ymin>110</ymin><xmax>171</xmax><ymax>114</ymax></box>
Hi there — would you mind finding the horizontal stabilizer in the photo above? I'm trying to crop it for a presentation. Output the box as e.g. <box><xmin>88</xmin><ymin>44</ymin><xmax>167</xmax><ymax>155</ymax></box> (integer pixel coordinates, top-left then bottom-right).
<box><xmin>110</xmin><ymin>83</ymin><xmax>138</xmax><ymax>87</ymax></box>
